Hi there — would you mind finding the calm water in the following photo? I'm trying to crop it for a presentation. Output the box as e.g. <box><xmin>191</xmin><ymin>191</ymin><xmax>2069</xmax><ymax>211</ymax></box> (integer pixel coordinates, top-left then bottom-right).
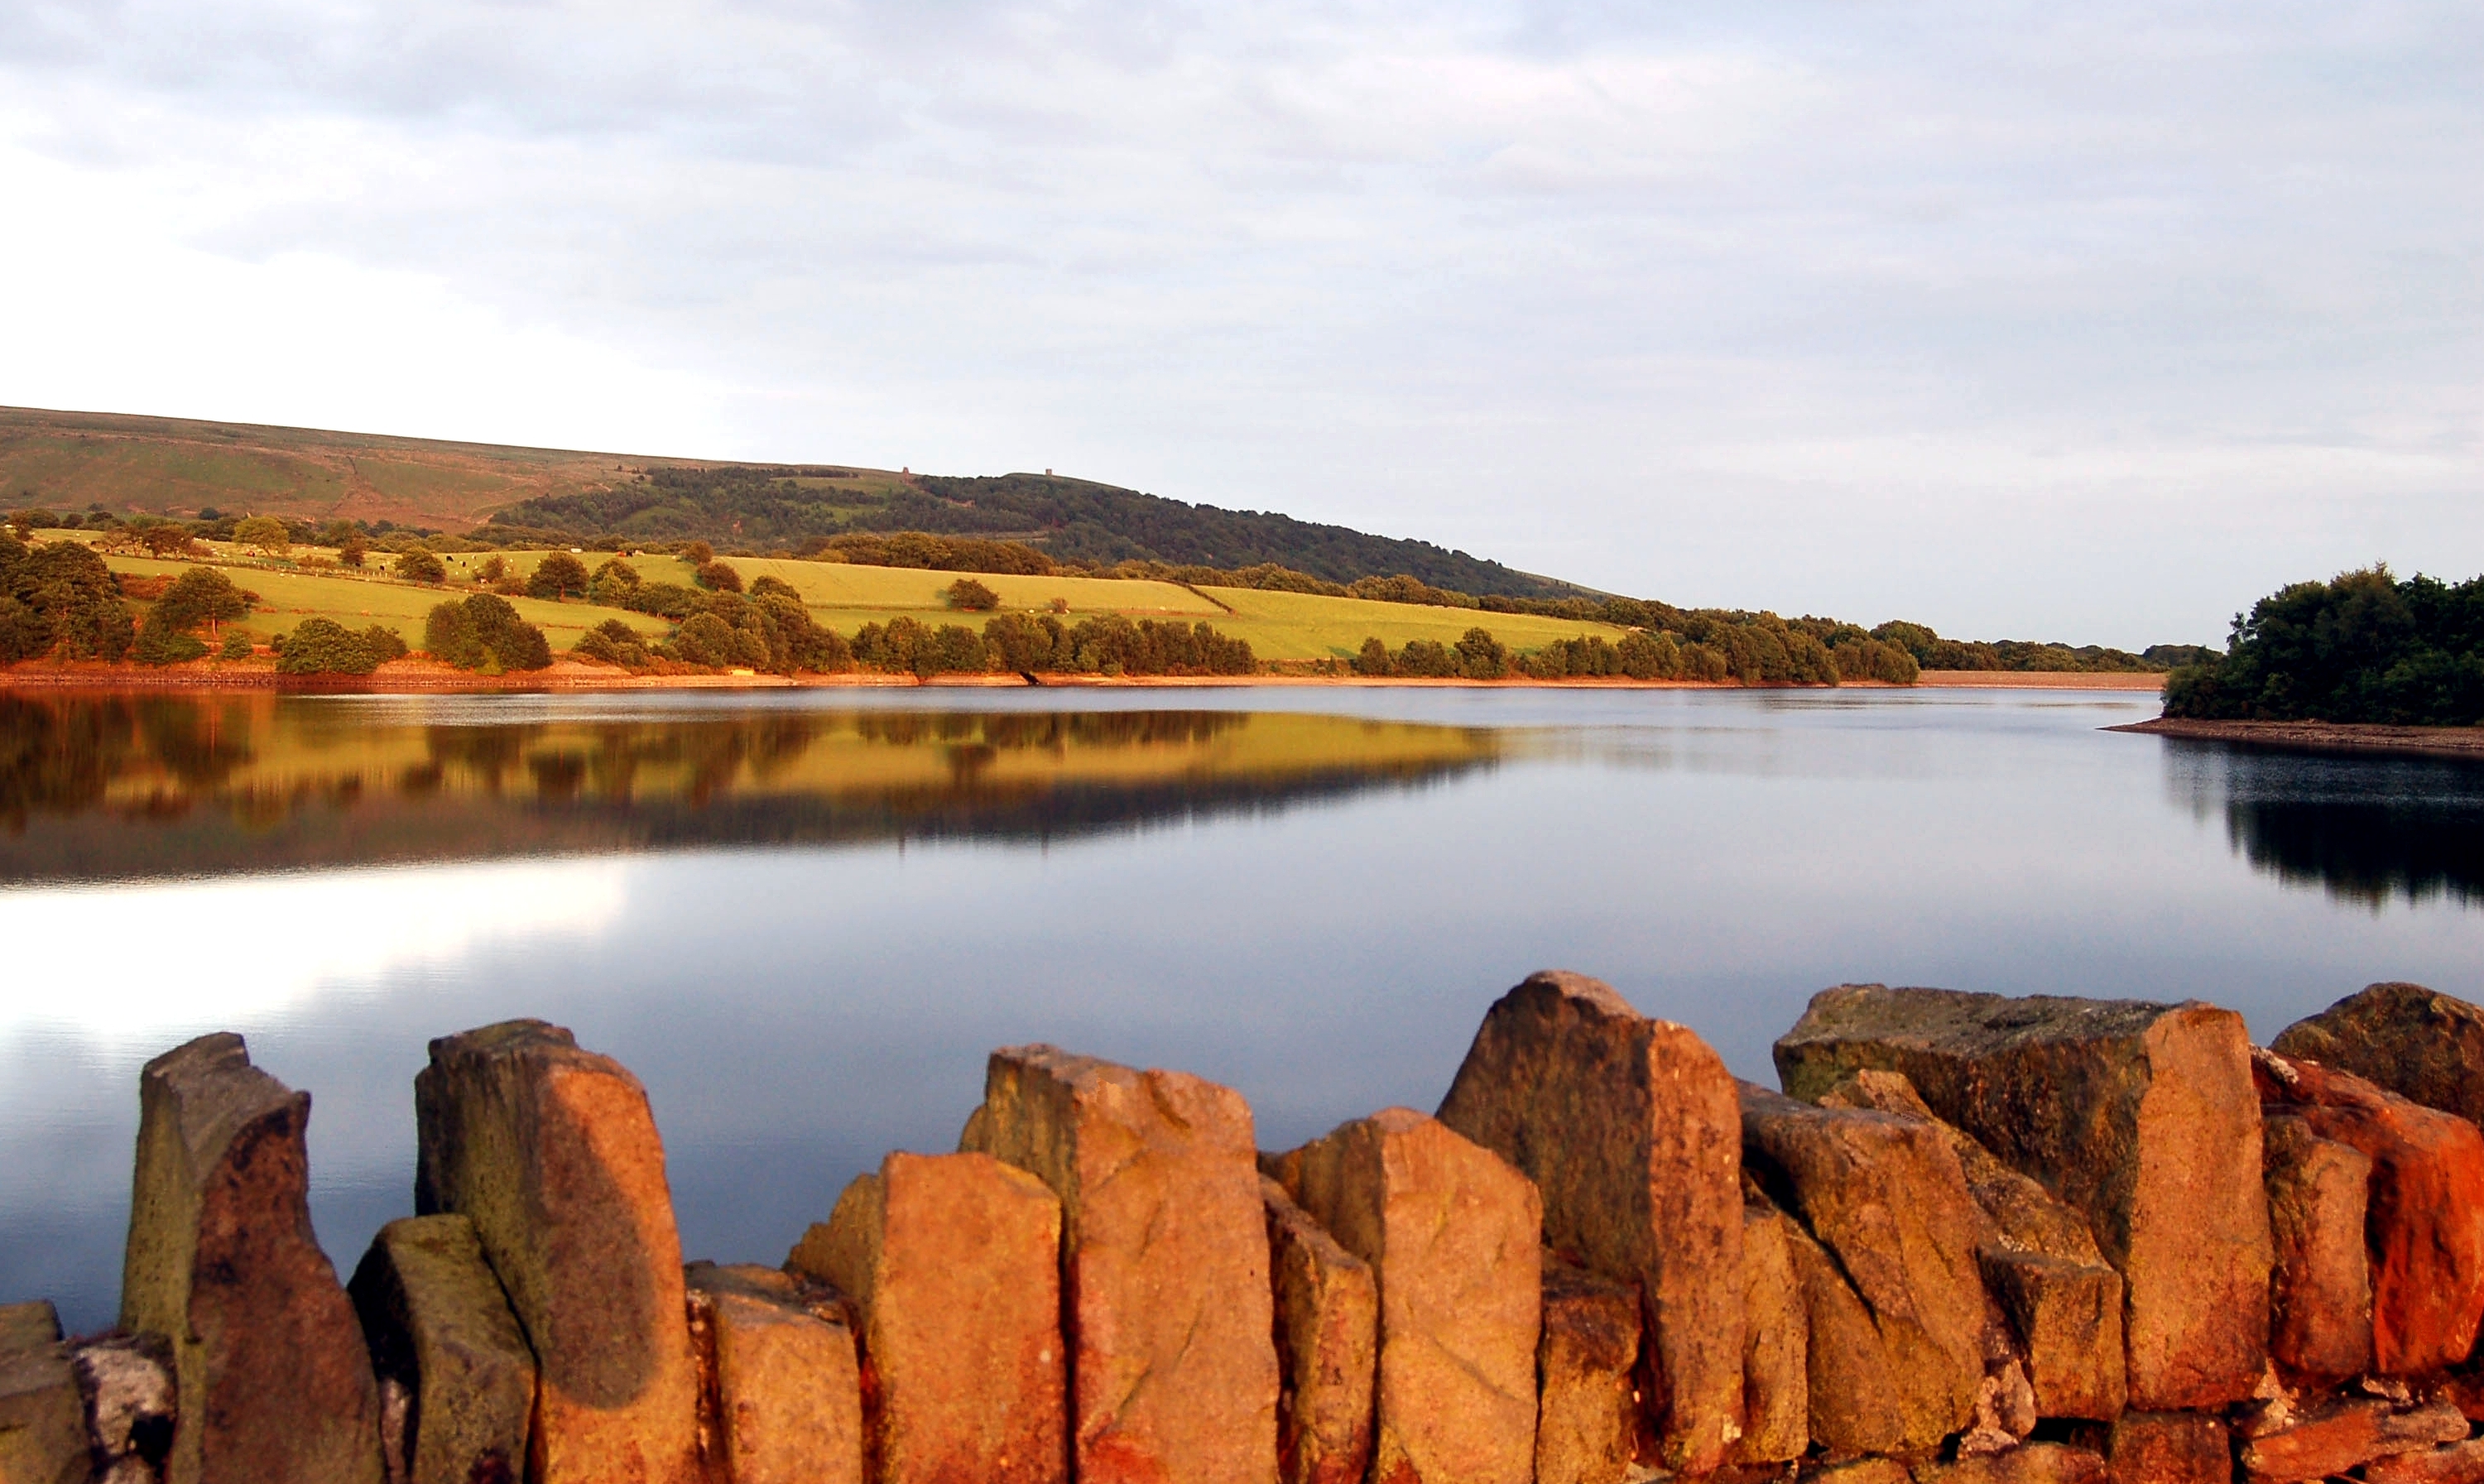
<box><xmin>5</xmin><ymin>684</ymin><xmax>2482</xmax><ymax>1333</ymax></box>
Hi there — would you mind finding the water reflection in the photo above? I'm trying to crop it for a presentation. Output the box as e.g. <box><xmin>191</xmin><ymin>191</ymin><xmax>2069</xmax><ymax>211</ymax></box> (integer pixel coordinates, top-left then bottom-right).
<box><xmin>0</xmin><ymin>694</ymin><xmax>1503</xmax><ymax>883</ymax></box>
<box><xmin>2165</xmin><ymin>742</ymin><xmax>2484</xmax><ymax>906</ymax></box>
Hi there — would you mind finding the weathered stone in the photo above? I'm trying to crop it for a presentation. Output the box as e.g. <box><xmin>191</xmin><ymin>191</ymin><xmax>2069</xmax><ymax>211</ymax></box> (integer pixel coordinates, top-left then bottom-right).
<box><xmin>1274</xmin><ymin>1107</ymin><xmax>1540</xmax><ymax>1484</ymax></box>
<box><xmin>70</xmin><ymin>1333</ymin><xmax>177</xmax><ymax>1484</ymax></box>
<box><xmin>1915</xmin><ymin>1443</ymin><xmax>2110</xmax><ymax>1484</ymax></box>
<box><xmin>1734</xmin><ymin>1201</ymin><xmax>1808</xmax><ymax>1465</ymax></box>
<box><xmin>1775</xmin><ymin>987</ymin><xmax>2272</xmax><ymax>1410</ymax></box>
<box><xmin>2257</xmin><ymin>1050</ymin><xmax>2484</xmax><ymax>1376</ymax></box>
<box><xmin>1434</xmin><ymin>971</ymin><xmax>1743</xmax><ymax>1473</ymax></box>
<box><xmin>348</xmin><ymin>1214</ymin><xmax>536</xmax><ymax>1484</ymax></box>
<box><xmin>683</xmin><ymin>1263</ymin><xmax>862</xmax><ymax>1484</ymax></box>
<box><xmin>2272</xmin><ymin>983</ymin><xmax>2484</xmax><ymax>1127</ymax></box>
<box><xmin>1817</xmin><ymin>1069</ymin><xmax>2126</xmax><ymax>1420</ymax></box>
<box><xmin>2237</xmin><ymin>1399</ymin><xmax>2468</xmax><ymax>1484</ymax></box>
<box><xmin>1258</xmin><ymin>1178</ymin><xmax>1377</xmax><ymax>1484</ymax></box>
<box><xmin>0</xmin><ymin>1301</ymin><xmax>84</xmax><ymax>1484</ymax></box>
<box><xmin>959</xmin><ymin>1045</ymin><xmax>1277</xmax><ymax>1484</ymax></box>
<box><xmin>2260</xmin><ymin>1114</ymin><xmax>2374</xmax><ymax>1381</ymax></box>
<box><xmin>120</xmin><ymin>1031</ymin><xmax>382</xmax><ymax>1484</ymax></box>
<box><xmin>786</xmin><ymin>1150</ymin><xmax>1065</xmax><ymax>1484</ymax></box>
<box><xmin>415</xmin><ymin>1019</ymin><xmax>700</xmax><ymax>1484</ymax></box>
<box><xmin>1740</xmin><ymin>1082</ymin><xmax>1985</xmax><ymax>1450</ymax></box>
<box><xmin>1778</xmin><ymin>1196</ymin><xmax>1911</xmax><ymax>1458</ymax></box>
<box><xmin>2369</xmin><ymin>1440</ymin><xmax>2484</xmax><ymax>1484</ymax></box>
<box><xmin>2105</xmin><ymin>1411</ymin><xmax>2229</xmax><ymax>1484</ymax></box>
<box><xmin>1806</xmin><ymin>1459</ymin><xmax>1913</xmax><ymax>1484</ymax></box>
<box><xmin>1535</xmin><ymin>1256</ymin><xmax>1640</xmax><ymax>1484</ymax></box>
<box><xmin>2438</xmin><ymin>1371</ymin><xmax>2484</xmax><ymax>1424</ymax></box>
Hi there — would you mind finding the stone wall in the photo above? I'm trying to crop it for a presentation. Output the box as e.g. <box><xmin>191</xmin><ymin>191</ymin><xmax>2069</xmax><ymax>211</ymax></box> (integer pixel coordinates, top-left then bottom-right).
<box><xmin>11</xmin><ymin>978</ymin><xmax>2484</xmax><ymax>1484</ymax></box>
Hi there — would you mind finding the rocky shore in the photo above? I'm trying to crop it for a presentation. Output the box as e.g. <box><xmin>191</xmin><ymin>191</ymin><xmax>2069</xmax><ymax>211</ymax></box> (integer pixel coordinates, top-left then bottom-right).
<box><xmin>2110</xmin><ymin>718</ymin><xmax>2484</xmax><ymax>762</ymax></box>
<box><xmin>12</xmin><ymin>978</ymin><xmax>2484</xmax><ymax>1484</ymax></box>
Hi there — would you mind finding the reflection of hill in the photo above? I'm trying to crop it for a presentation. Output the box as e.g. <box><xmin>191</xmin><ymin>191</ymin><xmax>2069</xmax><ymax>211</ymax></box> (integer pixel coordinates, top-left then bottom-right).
<box><xmin>0</xmin><ymin>695</ymin><xmax>1501</xmax><ymax>883</ymax></box>
<box><xmin>2164</xmin><ymin>741</ymin><xmax>2484</xmax><ymax>906</ymax></box>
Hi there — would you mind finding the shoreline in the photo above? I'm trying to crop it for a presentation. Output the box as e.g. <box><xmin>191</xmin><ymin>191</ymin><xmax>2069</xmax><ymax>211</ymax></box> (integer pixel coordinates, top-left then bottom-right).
<box><xmin>2109</xmin><ymin>715</ymin><xmax>2484</xmax><ymax>761</ymax></box>
<box><xmin>0</xmin><ymin>660</ymin><xmax>2170</xmax><ymax>695</ymax></box>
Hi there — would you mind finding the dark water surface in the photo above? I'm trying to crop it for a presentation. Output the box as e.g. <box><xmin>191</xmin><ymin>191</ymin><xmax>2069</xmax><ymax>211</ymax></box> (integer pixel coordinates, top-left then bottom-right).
<box><xmin>5</xmin><ymin>685</ymin><xmax>2481</xmax><ymax>1332</ymax></box>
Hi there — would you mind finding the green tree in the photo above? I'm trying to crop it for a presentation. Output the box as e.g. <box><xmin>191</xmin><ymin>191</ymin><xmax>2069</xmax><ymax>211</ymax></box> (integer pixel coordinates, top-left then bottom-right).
<box><xmin>1454</xmin><ymin>627</ymin><xmax>1507</xmax><ymax>680</ymax></box>
<box><xmin>425</xmin><ymin>595</ymin><xmax>550</xmax><ymax>670</ymax></box>
<box><xmin>153</xmin><ymin>568</ymin><xmax>252</xmax><ymax>636</ymax></box>
<box><xmin>339</xmin><ymin>534</ymin><xmax>368</xmax><ymax>568</ymax></box>
<box><xmin>395</xmin><ymin>548</ymin><xmax>448</xmax><ymax>584</ymax></box>
<box><xmin>233</xmin><ymin>516</ymin><xmax>291</xmax><ymax>557</ymax></box>
<box><xmin>276</xmin><ymin>617</ymin><xmax>392</xmax><ymax>675</ymax></box>
<box><xmin>1352</xmin><ymin>636</ymin><xmax>1394</xmax><ymax>676</ymax></box>
<box><xmin>694</xmin><ymin>560</ymin><xmax>743</xmax><ymax>593</ymax></box>
<box><xmin>945</xmin><ymin>578</ymin><xmax>1002</xmax><ymax>612</ymax></box>
<box><xmin>529</xmin><ymin>551</ymin><xmax>590</xmax><ymax>599</ymax></box>
<box><xmin>219</xmin><ymin>630</ymin><xmax>255</xmax><ymax>660</ymax></box>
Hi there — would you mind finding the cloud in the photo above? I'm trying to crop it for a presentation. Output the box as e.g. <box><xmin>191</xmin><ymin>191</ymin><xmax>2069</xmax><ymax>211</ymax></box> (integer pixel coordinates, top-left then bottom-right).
<box><xmin>0</xmin><ymin>0</ymin><xmax>2476</xmax><ymax>644</ymax></box>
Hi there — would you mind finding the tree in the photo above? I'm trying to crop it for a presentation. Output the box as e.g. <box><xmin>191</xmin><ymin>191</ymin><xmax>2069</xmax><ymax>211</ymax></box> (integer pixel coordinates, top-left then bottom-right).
<box><xmin>137</xmin><ymin>522</ymin><xmax>199</xmax><ymax>559</ymax></box>
<box><xmin>153</xmin><ymin>568</ymin><xmax>252</xmax><ymax>636</ymax></box>
<box><xmin>681</xmin><ymin>540</ymin><xmax>715</xmax><ymax>565</ymax></box>
<box><xmin>233</xmin><ymin>516</ymin><xmax>291</xmax><ymax>557</ymax></box>
<box><xmin>394</xmin><ymin>548</ymin><xmax>448</xmax><ymax>584</ymax></box>
<box><xmin>0</xmin><ymin>535</ymin><xmax>132</xmax><ymax>662</ymax></box>
<box><xmin>694</xmin><ymin>560</ymin><xmax>743</xmax><ymax>593</ymax></box>
<box><xmin>590</xmin><ymin>557</ymin><xmax>641</xmax><ymax>605</ymax></box>
<box><xmin>276</xmin><ymin>617</ymin><xmax>401</xmax><ymax>675</ymax></box>
<box><xmin>1454</xmin><ymin>627</ymin><xmax>1507</xmax><ymax>680</ymax></box>
<box><xmin>945</xmin><ymin>578</ymin><xmax>1001</xmax><ymax>612</ymax></box>
<box><xmin>1353</xmin><ymin>636</ymin><xmax>1393</xmax><ymax>676</ymax></box>
<box><xmin>474</xmin><ymin>555</ymin><xmax>508</xmax><ymax>585</ymax></box>
<box><xmin>529</xmin><ymin>551</ymin><xmax>590</xmax><ymax>600</ymax></box>
<box><xmin>219</xmin><ymin>630</ymin><xmax>255</xmax><ymax>660</ymax></box>
<box><xmin>339</xmin><ymin>534</ymin><xmax>368</xmax><ymax>569</ymax></box>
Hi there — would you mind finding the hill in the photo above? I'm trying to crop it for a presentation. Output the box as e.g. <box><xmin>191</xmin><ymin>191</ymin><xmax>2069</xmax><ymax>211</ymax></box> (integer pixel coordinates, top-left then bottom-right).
<box><xmin>0</xmin><ymin>405</ymin><xmax>1567</xmax><ymax>597</ymax></box>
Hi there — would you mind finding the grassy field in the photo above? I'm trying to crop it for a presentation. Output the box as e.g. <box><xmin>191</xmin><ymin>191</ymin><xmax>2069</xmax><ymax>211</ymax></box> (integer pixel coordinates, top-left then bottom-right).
<box><xmin>85</xmin><ymin>539</ymin><xmax>1630</xmax><ymax>665</ymax></box>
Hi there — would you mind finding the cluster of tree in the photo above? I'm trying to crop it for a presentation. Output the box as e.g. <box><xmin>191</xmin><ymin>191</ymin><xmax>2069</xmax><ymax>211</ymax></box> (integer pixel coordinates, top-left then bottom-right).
<box><xmin>273</xmin><ymin>619</ymin><xmax>408</xmax><ymax>675</ymax></box>
<box><xmin>840</xmin><ymin>613</ymin><xmax>1259</xmax><ymax>679</ymax></box>
<box><xmin>584</xmin><ymin>555</ymin><xmax>713</xmax><ymax>621</ymax></box>
<box><xmin>132</xmin><ymin>568</ymin><xmax>255</xmax><ymax>665</ymax></box>
<box><xmin>487</xmin><ymin>468</ymin><xmax>1564</xmax><ymax>597</ymax></box>
<box><xmin>800</xmin><ymin>532</ymin><xmax>1059</xmax><ymax>575</ymax></box>
<box><xmin>2164</xmin><ymin>566</ymin><xmax>2484</xmax><ymax>727</ymax></box>
<box><xmin>1350</xmin><ymin>629</ymin><xmax>1515</xmax><ymax>679</ymax></box>
<box><xmin>0</xmin><ymin>531</ymin><xmax>134</xmax><ymax>663</ymax></box>
<box><xmin>424</xmin><ymin>596</ymin><xmax>553</xmax><ymax>672</ymax></box>
<box><xmin>1863</xmin><ymin>621</ymin><xmax>2179</xmax><ymax>674</ymax></box>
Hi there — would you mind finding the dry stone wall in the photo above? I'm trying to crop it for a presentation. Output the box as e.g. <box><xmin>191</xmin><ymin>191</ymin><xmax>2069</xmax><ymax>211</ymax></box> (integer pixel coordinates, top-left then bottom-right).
<box><xmin>17</xmin><ymin>979</ymin><xmax>2484</xmax><ymax>1484</ymax></box>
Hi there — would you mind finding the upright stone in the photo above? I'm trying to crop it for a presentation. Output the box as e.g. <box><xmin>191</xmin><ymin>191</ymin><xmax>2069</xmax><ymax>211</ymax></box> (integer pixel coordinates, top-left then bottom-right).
<box><xmin>1815</xmin><ymin>1068</ymin><xmax>2126</xmax><ymax>1420</ymax></box>
<box><xmin>2256</xmin><ymin>1051</ymin><xmax>2484</xmax><ymax>1375</ymax></box>
<box><xmin>1739</xmin><ymin>1083</ymin><xmax>1986</xmax><ymax>1451</ymax></box>
<box><xmin>1434</xmin><ymin>971</ymin><xmax>1743</xmax><ymax>1473</ymax></box>
<box><xmin>1260</xmin><ymin>1178</ymin><xmax>1377</xmax><ymax>1484</ymax></box>
<box><xmin>786</xmin><ymin>1150</ymin><xmax>1066</xmax><ymax>1484</ymax></box>
<box><xmin>2261</xmin><ymin>1115</ymin><xmax>2374</xmax><ymax>1380</ymax></box>
<box><xmin>415</xmin><ymin>1020</ymin><xmax>700</xmax><ymax>1484</ymax></box>
<box><xmin>1775</xmin><ymin>987</ymin><xmax>2272</xmax><ymax>1410</ymax></box>
<box><xmin>1273</xmin><ymin>1107</ymin><xmax>1540</xmax><ymax>1484</ymax></box>
<box><xmin>683</xmin><ymin>1263</ymin><xmax>862</xmax><ymax>1484</ymax></box>
<box><xmin>1732</xmin><ymin>1201</ymin><xmax>1808</xmax><ymax>1466</ymax></box>
<box><xmin>2272</xmin><ymin>983</ymin><xmax>2484</xmax><ymax>1127</ymax></box>
<box><xmin>959</xmin><ymin>1045</ymin><xmax>1278</xmax><ymax>1484</ymax></box>
<box><xmin>120</xmin><ymin>1031</ymin><xmax>382</xmax><ymax>1484</ymax></box>
<box><xmin>348</xmin><ymin>1214</ymin><xmax>536</xmax><ymax>1484</ymax></box>
<box><xmin>0</xmin><ymin>1301</ymin><xmax>85</xmax><ymax>1484</ymax></box>
<box><xmin>1535</xmin><ymin>1256</ymin><xmax>1640</xmax><ymax>1484</ymax></box>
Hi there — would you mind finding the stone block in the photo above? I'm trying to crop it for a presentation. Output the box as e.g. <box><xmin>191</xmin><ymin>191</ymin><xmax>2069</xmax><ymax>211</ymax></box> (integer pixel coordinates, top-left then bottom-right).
<box><xmin>1734</xmin><ymin>1201</ymin><xmax>1808</xmax><ymax>1465</ymax></box>
<box><xmin>2369</xmin><ymin>1441</ymin><xmax>2484</xmax><ymax>1484</ymax></box>
<box><xmin>1740</xmin><ymin>1082</ymin><xmax>1985</xmax><ymax>1450</ymax></box>
<box><xmin>786</xmin><ymin>1150</ymin><xmax>1065</xmax><ymax>1484</ymax></box>
<box><xmin>1275</xmin><ymin>1107</ymin><xmax>1540</xmax><ymax>1484</ymax></box>
<box><xmin>415</xmin><ymin>1019</ymin><xmax>700</xmax><ymax>1484</ymax></box>
<box><xmin>120</xmin><ymin>1031</ymin><xmax>382</xmax><ymax>1484</ymax></box>
<box><xmin>1779</xmin><ymin>1196</ymin><xmax>1911</xmax><ymax>1458</ymax></box>
<box><xmin>1806</xmin><ymin>1458</ymin><xmax>1913</xmax><ymax>1484</ymax></box>
<box><xmin>2238</xmin><ymin>1399</ymin><xmax>2467</xmax><ymax>1484</ymax></box>
<box><xmin>1434</xmin><ymin>971</ymin><xmax>1743</xmax><ymax>1472</ymax></box>
<box><xmin>0</xmin><ymin>1301</ymin><xmax>85</xmax><ymax>1484</ymax></box>
<box><xmin>1916</xmin><ymin>1443</ymin><xmax>2111</xmax><ymax>1484</ymax></box>
<box><xmin>1819</xmin><ymin>1069</ymin><xmax>2126</xmax><ymax>1419</ymax></box>
<box><xmin>70</xmin><ymin>1333</ymin><xmax>177</xmax><ymax>1484</ymax></box>
<box><xmin>2260</xmin><ymin>1114</ymin><xmax>2373</xmax><ymax>1380</ymax></box>
<box><xmin>2272</xmin><ymin>982</ymin><xmax>2484</xmax><ymax>1126</ymax></box>
<box><xmin>1259</xmin><ymin>1178</ymin><xmax>1377</xmax><ymax>1484</ymax></box>
<box><xmin>683</xmin><ymin>1263</ymin><xmax>862</xmax><ymax>1484</ymax></box>
<box><xmin>1535</xmin><ymin>1256</ymin><xmax>1640</xmax><ymax>1484</ymax></box>
<box><xmin>2256</xmin><ymin>1051</ymin><xmax>2484</xmax><ymax>1376</ymax></box>
<box><xmin>959</xmin><ymin>1045</ymin><xmax>1277</xmax><ymax>1484</ymax></box>
<box><xmin>2104</xmin><ymin>1410</ymin><xmax>2229</xmax><ymax>1484</ymax></box>
<box><xmin>1775</xmin><ymin>987</ymin><xmax>2272</xmax><ymax>1410</ymax></box>
<box><xmin>348</xmin><ymin>1214</ymin><xmax>536</xmax><ymax>1484</ymax></box>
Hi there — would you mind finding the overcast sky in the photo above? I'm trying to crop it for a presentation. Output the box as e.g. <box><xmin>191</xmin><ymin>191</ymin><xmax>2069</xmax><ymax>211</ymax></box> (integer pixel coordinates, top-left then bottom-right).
<box><xmin>2</xmin><ymin>2</ymin><xmax>2477</xmax><ymax>645</ymax></box>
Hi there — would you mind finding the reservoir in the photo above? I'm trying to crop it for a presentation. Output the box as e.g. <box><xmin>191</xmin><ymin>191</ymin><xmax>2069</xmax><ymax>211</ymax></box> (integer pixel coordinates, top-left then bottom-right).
<box><xmin>5</xmin><ymin>684</ymin><xmax>2481</xmax><ymax>1332</ymax></box>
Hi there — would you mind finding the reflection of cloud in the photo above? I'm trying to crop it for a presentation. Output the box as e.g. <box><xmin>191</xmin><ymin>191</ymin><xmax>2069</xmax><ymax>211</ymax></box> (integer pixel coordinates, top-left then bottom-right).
<box><xmin>0</xmin><ymin>860</ymin><xmax>628</xmax><ymax>1045</ymax></box>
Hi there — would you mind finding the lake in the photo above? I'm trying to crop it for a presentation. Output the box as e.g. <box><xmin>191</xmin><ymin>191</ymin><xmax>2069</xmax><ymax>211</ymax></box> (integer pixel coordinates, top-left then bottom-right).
<box><xmin>6</xmin><ymin>684</ymin><xmax>2482</xmax><ymax>1333</ymax></box>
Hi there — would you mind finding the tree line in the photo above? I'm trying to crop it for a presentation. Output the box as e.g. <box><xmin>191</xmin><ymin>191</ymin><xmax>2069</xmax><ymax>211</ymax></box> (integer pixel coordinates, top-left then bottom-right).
<box><xmin>2164</xmin><ymin>566</ymin><xmax>2484</xmax><ymax>727</ymax></box>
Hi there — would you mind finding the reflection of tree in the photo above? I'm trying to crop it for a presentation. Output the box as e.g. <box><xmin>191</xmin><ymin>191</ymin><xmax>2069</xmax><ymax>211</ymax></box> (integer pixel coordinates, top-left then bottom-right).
<box><xmin>0</xmin><ymin>696</ymin><xmax>134</xmax><ymax>828</ymax></box>
<box><xmin>2166</xmin><ymin>742</ymin><xmax>2484</xmax><ymax>906</ymax></box>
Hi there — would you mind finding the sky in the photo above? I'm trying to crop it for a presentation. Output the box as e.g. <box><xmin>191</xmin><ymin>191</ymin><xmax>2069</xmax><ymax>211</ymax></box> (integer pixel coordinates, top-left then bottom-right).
<box><xmin>1</xmin><ymin>1</ymin><xmax>2477</xmax><ymax>646</ymax></box>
